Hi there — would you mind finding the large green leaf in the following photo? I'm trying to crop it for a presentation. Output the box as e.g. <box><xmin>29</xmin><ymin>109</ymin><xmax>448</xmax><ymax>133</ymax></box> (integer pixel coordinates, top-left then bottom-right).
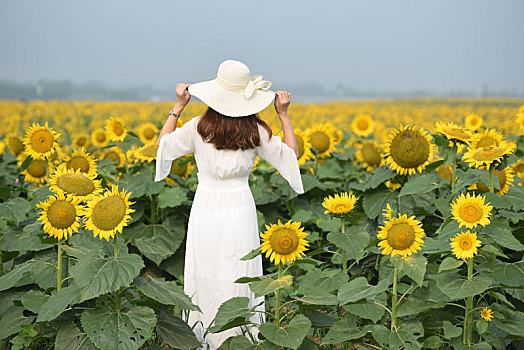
<box><xmin>0</xmin><ymin>306</ymin><xmax>35</xmax><ymax>340</ymax></box>
<box><xmin>71</xmin><ymin>253</ymin><xmax>144</xmax><ymax>301</ymax></box>
<box><xmin>0</xmin><ymin>197</ymin><xmax>31</xmax><ymax>225</ymax></box>
<box><xmin>363</xmin><ymin>188</ymin><xmax>397</xmax><ymax>219</ymax></box>
<box><xmin>316</xmin><ymin>216</ymin><xmax>341</xmax><ymax>232</ymax></box>
<box><xmin>391</xmin><ymin>254</ymin><xmax>427</xmax><ymax>286</ymax></box>
<box><xmin>0</xmin><ymin>260</ymin><xmax>37</xmax><ymax>292</ymax></box>
<box><xmin>259</xmin><ymin>314</ymin><xmax>311</xmax><ymax>350</ymax></box>
<box><xmin>127</xmin><ymin>168</ymin><xmax>165</xmax><ymax>198</ymax></box>
<box><xmin>208</xmin><ymin>297</ymin><xmax>256</xmax><ymax>333</ymax></box>
<box><xmin>0</xmin><ymin>221</ymin><xmax>55</xmax><ymax>252</ymax></box>
<box><xmin>327</xmin><ymin>228</ymin><xmax>370</xmax><ymax>263</ymax></box>
<box><xmin>338</xmin><ymin>277</ymin><xmax>390</xmax><ymax>305</ymax></box>
<box><xmin>346</xmin><ymin>302</ymin><xmax>386</xmax><ymax>323</ymax></box>
<box><xmin>81</xmin><ymin>306</ymin><xmax>156</xmax><ymax>350</ymax></box>
<box><xmin>487</xmin><ymin>260</ymin><xmax>524</xmax><ymax>287</ymax></box>
<box><xmin>436</xmin><ymin>273</ymin><xmax>491</xmax><ymax>300</ymax></box>
<box><xmin>37</xmin><ymin>283</ymin><xmax>81</xmax><ymax>322</ymax></box>
<box><xmin>134</xmin><ymin>276</ymin><xmax>200</xmax><ymax>311</ymax></box>
<box><xmin>322</xmin><ymin>314</ymin><xmax>372</xmax><ymax>344</ymax></box>
<box><xmin>155</xmin><ymin>307</ymin><xmax>201</xmax><ymax>350</ymax></box>
<box><xmin>298</xmin><ymin>268</ymin><xmax>348</xmax><ymax>292</ymax></box>
<box><xmin>485</xmin><ymin>226</ymin><xmax>524</xmax><ymax>251</ymax></box>
<box><xmin>55</xmin><ymin>322</ymin><xmax>96</xmax><ymax>350</ymax></box>
<box><xmin>133</xmin><ymin>223</ymin><xmax>185</xmax><ymax>265</ymax></box>
<box><xmin>157</xmin><ymin>186</ymin><xmax>188</xmax><ymax>208</ymax></box>
<box><xmin>296</xmin><ymin>285</ymin><xmax>338</xmax><ymax>305</ymax></box>
<box><xmin>399</xmin><ymin>174</ymin><xmax>439</xmax><ymax>197</ymax></box>
<box><xmin>442</xmin><ymin>320</ymin><xmax>462</xmax><ymax>339</ymax></box>
<box><xmin>397</xmin><ymin>280</ymin><xmax>449</xmax><ymax>317</ymax></box>
<box><xmin>21</xmin><ymin>290</ymin><xmax>49</xmax><ymax>314</ymax></box>
<box><xmin>438</xmin><ymin>257</ymin><xmax>464</xmax><ymax>273</ymax></box>
<box><xmin>249</xmin><ymin>275</ymin><xmax>293</xmax><ymax>298</ymax></box>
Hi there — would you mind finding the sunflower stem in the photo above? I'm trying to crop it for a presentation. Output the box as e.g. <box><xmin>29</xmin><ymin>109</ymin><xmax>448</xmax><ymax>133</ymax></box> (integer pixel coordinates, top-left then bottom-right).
<box><xmin>114</xmin><ymin>235</ymin><xmax>119</xmax><ymax>259</ymax></box>
<box><xmin>463</xmin><ymin>258</ymin><xmax>474</xmax><ymax>344</ymax></box>
<box><xmin>57</xmin><ymin>240</ymin><xmax>63</xmax><ymax>291</ymax></box>
<box><xmin>488</xmin><ymin>166</ymin><xmax>494</xmax><ymax>193</ymax></box>
<box><xmin>274</xmin><ymin>263</ymin><xmax>283</xmax><ymax>327</ymax></box>
<box><xmin>391</xmin><ymin>265</ymin><xmax>398</xmax><ymax>332</ymax></box>
<box><xmin>341</xmin><ymin>217</ymin><xmax>348</xmax><ymax>273</ymax></box>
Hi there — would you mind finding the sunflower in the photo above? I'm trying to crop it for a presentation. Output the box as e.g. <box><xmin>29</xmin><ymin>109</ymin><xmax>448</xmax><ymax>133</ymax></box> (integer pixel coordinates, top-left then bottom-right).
<box><xmin>71</xmin><ymin>133</ymin><xmax>91</xmax><ymax>150</ymax></box>
<box><xmin>385</xmin><ymin>178</ymin><xmax>402</xmax><ymax>191</ymax></box>
<box><xmin>516</xmin><ymin>113</ymin><xmax>524</xmax><ymax>134</ymax></box>
<box><xmin>384</xmin><ymin>125</ymin><xmax>435</xmax><ymax>176</ymax></box>
<box><xmin>101</xmin><ymin>146</ymin><xmax>126</xmax><ymax>168</ymax></box>
<box><xmin>0</xmin><ymin>141</ymin><xmax>4</xmax><ymax>154</ymax></box>
<box><xmin>377</xmin><ymin>212</ymin><xmax>425</xmax><ymax>257</ymax></box>
<box><xmin>5</xmin><ymin>134</ymin><xmax>25</xmax><ymax>156</ymax></box>
<box><xmin>278</xmin><ymin>129</ymin><xmax>314</xmax><ymax>166</ymax></box>
<box><xmin>136</xmin><ymin>122</ymin><xmax>159</xmax><ymax>144</ymax></box>
<box><xmin>322</xmin><ymin>192</ymin><xmax>358</xmax><ymax>215</ymax></box>
<box><xmin>49</xmin><ymin>167</ymin><xmax>103</xmax><ymax>201</ymax></box>
<box><xmin>60</xmin><ymin>148</ymin><xmax>98</xmax><ymax>175</ymax></box>
<box><xmin>82</xmin><ymin>185</ymin><xmax>135</xmax><ymax>241</ymax></box>
<box><xmin>355</xmin><ymin>141</ymin><xmax>384</xmax><ymax>172</ymax></box>
<box><xmin>91</xmin><ymin>128</ymin><xmax>109</xmax><ymax>147</ymax></box>
<box><xmin>434</xmin><ymin>121</ymin><xmax>473</xmax><ymax>144</ymax></box>
<box><xmin>480</xmin><ymin>307</ymin><xmax>494</xmax><ymax>322</ymax></box>
<box><xmin>135</xmin><ymin>143</ymin><xmax>158</xmax><ymax>163</ymax></box>
<box><xmin>36</xmin><ymin>192</ymin><xmax>84</xmax><ymax>240</ymax></box>
<box><xmin>511</xmin><ymin>160</ymin><xmax>524</xmax><ymax>186</ymax></box>
<box><xmin>126</xmin><ymin>145</ymin><xmax>139</xmax><ymax>165</ymax></box>
<box><xmin>451</xmin><ymin>192</ymin><xmax>492</xmax><ymax>229</ymax></box>
<box><xmin>462</xmin><ymin>143</ymin><xmax>516</xmax><ymax>169</ymax></box>
<box><xmin>17</xmin><ymin>153</ymin><xmax>51</xmax><ymax>184</ymax></box>
<box><xmin>22</xmin><ymin>122</ymin><xmax>61</xmax><ymax>160</ymax></box>
<box><xmin>449</xmin><ymin>231</ymin><xmax>481</xmax><ymax>260</ymax></box>
<box><xmin>260</xmin><ymin>219</ymin><xmax>310</xmax><ymax>265</ymax></box>
<box><xmin>304</xmin><ymin>124</ymin><xmax>338</xmax><ymax>158</ymax></box>
<box><xmin>105</xmin><ymin>116</ymin><xmax>127</xmax><ymax>142</ymax></box>
<box><xmin>351</xmin><ymin>114</ymin><xmax>374</xmax><ymax>137</ymax></box>
<box><xmin>168</xmin><ymin>156</ymin><xmax>195</xmax><ymax>180</ymax></box>
<box><xmin>470</xmin><ymin>128</ymin><xmax>503</xmax><ymax>148</ymax></box>
<box><xmin>469</xmin><ymin>166</ymin><xmax>515</xmax><ymax>195</ymax></box>
<box><xmin>465</xmin><ymin>113</ymin><xmax>483</xmax><ymax>131</ymax></box>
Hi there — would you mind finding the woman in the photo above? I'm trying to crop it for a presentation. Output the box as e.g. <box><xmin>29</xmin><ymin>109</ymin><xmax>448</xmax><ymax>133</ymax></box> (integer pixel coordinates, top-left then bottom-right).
<box><xmin>155</xmin><ymin>60</ymin><xmax>304</xmax><ymax>349</ymax></box>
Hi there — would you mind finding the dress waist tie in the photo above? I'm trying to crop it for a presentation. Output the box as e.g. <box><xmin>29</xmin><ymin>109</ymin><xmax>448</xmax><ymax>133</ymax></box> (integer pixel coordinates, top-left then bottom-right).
<box><xmin>197</xmin><ymin>173</ymin><xmax>250</xmax><ymax>191</ymax></box>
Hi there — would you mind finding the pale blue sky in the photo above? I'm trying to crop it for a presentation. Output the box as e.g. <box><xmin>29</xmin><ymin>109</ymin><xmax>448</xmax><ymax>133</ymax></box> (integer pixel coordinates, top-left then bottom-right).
<box><xmin>1</xmin><ymin>0</ymin><xmax>523</xmax><ymax>94</ymax></box>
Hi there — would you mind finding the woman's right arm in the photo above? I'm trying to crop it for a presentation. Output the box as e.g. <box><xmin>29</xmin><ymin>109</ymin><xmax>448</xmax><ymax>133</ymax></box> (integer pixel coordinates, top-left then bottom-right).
<box><xmin>274</xmin><ymin>91</ymin><xmax>299</xmax><ymax>158</ymax></box>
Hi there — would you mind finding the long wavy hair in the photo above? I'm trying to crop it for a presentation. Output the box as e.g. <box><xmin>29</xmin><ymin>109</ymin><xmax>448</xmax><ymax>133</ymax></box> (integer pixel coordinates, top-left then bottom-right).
<box><xmin>196</xmin><ymin>107</ymin><xmax>273</xmax><ymax>151</ymax></box>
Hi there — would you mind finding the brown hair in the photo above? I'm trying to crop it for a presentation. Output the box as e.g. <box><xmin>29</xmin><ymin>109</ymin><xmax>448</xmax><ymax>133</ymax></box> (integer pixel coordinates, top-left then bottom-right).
<box><xmin>196</xmin><ymin>107</ymin><xmax>273</xmax><ymax>151</ymax></box>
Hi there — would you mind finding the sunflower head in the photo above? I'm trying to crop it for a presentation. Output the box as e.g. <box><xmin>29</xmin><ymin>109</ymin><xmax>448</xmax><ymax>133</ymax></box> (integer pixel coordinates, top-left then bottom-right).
<box><xmin>516</xmin><ymin>113</ymin><xmax>524</xmax><ymax>133</ymax></box>
<box><xmin>434</xmin><ymin>121</ymin><xmax>473</xmax><ymax>144</ymax></box>
<box><xmin>304</xmin><ymin>124</ymin><xmax>338</xmax><ymax>158</ymax></box>
<box><xmin>260</xmin><ymin>220</ymin><xmax>310</xmax><ymax>265</ymax></box>
<box><xmin>17</xmin><ymin>152</ymin><xmax>49</xmax><ymax>184</ymax></box>
<box><xmin>62</xmin><ymin>147</ymin><xmax>98</xmax><ymax>175</ymax></box>
<box><xmin>72</xmin><ymin>133</ymin><xmax>91</xmax><ymax>149</ymax></box>
<box><xmin>465</xmin><ymin>113</ymin><xmax>483</xmax><ymax>131</ymax></box>
<box><xmin>384</xmin><ymin>125</ymin><xmax>435</xmax><ymax>176</ymax></box>
<box><xmin>105</xmin><ymin>116</ymin><xmax>127</xmax><ymax>142</ymax></box>
<box><xmin>36</xmin><ymin>192</ymin><xmax>84</xmax><ymax>240</ymax></box>
<box><xmin>22</xmin><ymin>122</ymin><xmax>61</xmax><ymax>160</ymax></box>
<box><xmin>480</xmin><ymin>307</ymin><xmax>494</xmax><ymax>322</ymax></box>
<box><xmin>470</xmin><ymin>129</ymin><xmax>503</xmax><ymax>148</ymax></box>
<box><xmin>511</xmin><ymin>160</ymin><xmax>524</xmax><ymax>180</ymax></box>
<box><xmin>135</xmin><ymin>143</ymin><xmax>158</xmax><ymax>163</ymax></box>
<box><xmin>278</xmin><ymin>129</ymin><xmax>314</xmax><ymax>166</ymax></box>
<box><xmin>451</xmin><ymin>192</ymin><xmax>492</xmax><ymax>229</ymax></box>
<box><xmin>351</xmin><ymin>114</ymin><xmax>375</xmax><ymax>137</ymax></box>
<box><xmin>355</xmin><ymin>141</ymin><xmax>383</xmax><ymax>172</ymax></box>
<box><xmin>91</xmin><ymin>128</ymin><xmax>109</xmax><ymax>147</ymax></box>
<box><xmin>49</xmin><ymin>167</ymin><xmax>103</xmax><ymax>201</ymax></box>
<box><xmin>377</xmin><ymin>213</ymin><xmax>425</xmax><ymax>257</ymax></box>
<box><xmin>322</xmin><ymin>192</ymin><xmax>358</xmax><ymax>215</ymax></box>
<box><xmin>463</xmin><ymin>142</ymin><xmax>516</xmax><ymax>169</ymax></box>
<box><xmin>136</xmin><ymin>123</ymin><xmax>159</xmax><ymax>144</ymax></box>
<box><xmin>169</xmin><ymin>156</ymin><xmax>195</xmax><ymax>179</ymax></box>
<box><xmin>6</xmin><ymin>134</ymin><xmax>25</xmax><ymax>155</ymax></box>
<box><xmin>449</xmin><ymin>230</ymin><xmax>481</xmax><ymax>260</ymax></box>
<box><xmin>83</xmin><ymin>185</ymin><xmax>135</xmax><ymax>241</ymax></box>
<box><xmin>101</xmin><ymin>146</ymin><xmax>126</xmax><ymax>168</ymax></box>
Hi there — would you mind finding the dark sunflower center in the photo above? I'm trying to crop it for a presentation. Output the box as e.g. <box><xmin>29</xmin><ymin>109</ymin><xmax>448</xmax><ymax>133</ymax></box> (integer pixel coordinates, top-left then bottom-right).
<box><xmin>143</xmin><ymin>128</ymin><xmax>155</xmax><ymax>140</ymax></box>
<box><xmin>113</xmin><ymin>124</ymin><xmax>124</xmax><ymax>136</ymax></box>
<box><xmin>361</xmin><ymin>143</ymin><xmax>381</xmax><ymax>166</ymax></box>
<box><xmin>445</xmin><ymin>127</ymin><xmax>471</xmax><ymax>140</ymax></box>
<box><xmin>30</xmin><ymin>130</ymin><xmax>54</xmax><ymax>153</ymax></box>
<box><xmin>103</xmin><ymin>151</ymin><xmax>120</xmax><ymax>164</ymax></box>
<box><xmin>269</xmin><ymin>228</ymin><xmax>299</xmax><ymax>255</ymax></box>
<box><xmin>386</xmin><ymin>223</ymin><xmax>416</xmax><ymax>250</ymax></box>
<box><xmin>47</xmin><ymin>200</ymin><xmax>76</xmax><ymax>229</ymax></box>
<box><xmin>477</xmin><ymin>136</ymin><xmax>498</xmax><ymax>148</ymax></box>
<box><xmin>472</xmin><ymin>146</ymin><xmax>505</xmax><ymax>162</ymax></box>
<box><xmin>57</xmin><ymin>173</ymin><xmax>95</xmax><ymax>196</ymax></box>
<box><xmin>75</xmin><ymin>136</ymin><xmax>88</xmax><ymax>147</ymax></box>
<box><xmin>459</xmin><ymin>204</ymin><xmax>482</xmax><ymax>223</ymax></box>
<box><xmin>357</xmin><ymin>119</ymin><xmax>369</xmax><ymax>131</ymax></box>
<box><xmin>460</xmin><ymin>238</ymin><xmax>472</xmax><ymax>250</ymax></box>
<box><xmin>96</xmin><ymin>132</ymin><xmax>106</xmax><ymax>142</ymax></box>
<box><xmin>27</xmin><ymin>159</ymin><xmax>47</xmax><ymax>177</ymax></box>
<box><xmin>296</xmin><ymin>135</ymin><xmax>305</xmax><ymax>159</ymax></box>
<box><xmin>140</xmin><ymin>144</ymin><xmax>158</xmax><ymax>158</ymax></box>
<box><xmin>67</xmin><ymin>156</ymin><xmax>91</xmax><ymax>173</ymax></box>
<box><xmin>91</xmin><ymin>196</ymin><xmax>127</xmax><ymax>230</ymax></box>
<box><xmin>390</xmin><ymin>130</ymin><xmax>430</xmax><ymax>169</ymax></box>
<box><xmin>309</xmin><ymin>131</ymin><xmax>330</xmax><ymax>153</ymax></box>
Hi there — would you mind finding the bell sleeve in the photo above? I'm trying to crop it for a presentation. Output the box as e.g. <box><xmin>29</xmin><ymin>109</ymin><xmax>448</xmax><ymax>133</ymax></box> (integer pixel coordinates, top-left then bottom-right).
<box><xmin>256</xmin><ymin>125</ymin><xmax>305</xmax><ymax>194</ymax></box>
<box><xmin>155</xmin><ymin>117</ymin><xmax>196</xmax><ymax>182</ymax></box>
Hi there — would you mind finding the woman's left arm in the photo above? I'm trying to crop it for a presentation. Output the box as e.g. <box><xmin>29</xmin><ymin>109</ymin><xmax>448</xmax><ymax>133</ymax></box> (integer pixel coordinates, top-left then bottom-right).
<box><xmin>158</xmin><ymin>83</ymin><xmax>192</xmax><ymax>145</ymax></box>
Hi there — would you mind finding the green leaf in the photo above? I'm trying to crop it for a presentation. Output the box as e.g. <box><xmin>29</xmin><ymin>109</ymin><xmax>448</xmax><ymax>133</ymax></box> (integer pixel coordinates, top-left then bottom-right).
<box><xmin>37</xmin><ymin>284</ymin><xmax>81</xmax><ymax>322</ymax></box>
<box><xmin>327</xmin><ymin>228</ymin><xmax>370</xmax><ymax>263</ymax></box>
<box><xmin>316</xmin><ymin>160</ymin><xmax>343</xmax><ymax>179</ymax></box>
<box><xmin>391</xmin><ymin>254</ymin><xmax>427</xmax><ymax>286</ymax></box>
<box><xmin>423</xmin><ymin>335</ymin><xmax>443</xmax><ymax>349</ymax></box>
<box><xmin>133</xmin><ymin>223</ymin><xmax>185</xmax><ymax>265</ymax></box>
<box><xmin>484</xmin><ymin>188</ymin><xmax>524</xmax><ymax>211</ymax></box>
<box><xmin>134</xmin><ymin>276</ymin><xmax>200</xmax><ymax>311</ymax></box>
<box><xmin>259</xmin><ymin>314</ymin><xmax>311</xmax><ymax>350</ymax></box>
<box><xmin>209</xmin><ymin>297</ymin><xmax>255</xmax><ymax>333</ymax></box>
<box><xmin>217</xmin><ymin>335</ymin><xmax>254</xmax><ymax>349</ymax></box>
<box><xmin>399</xmin><ymin>174</ymin><xmax>439</xmax><ymax>197</ymax></box>
<box><xmin>81</xmin><ymin>306</ymin><xmax>156</xmax><ymax>350</ymax></box>
<box><xmin>0</xmin><ymin>306</ymin><xmax>35</xmax><ymax>340</ymax></box>
<box><xmin>487</xmin><ymin>260</ymin><xmax>524</xmax><ymax>287</ymax></box>
<box><xmin>127</xmin><ymin>168</ymin><xmax>165</xmax><ymax>198</ymax></box>
<box><xmin>485</xmin><ymin>226</ymin><xmax>524</xmax><ymax>251</ymax></box>
<box><xmin>55</xmin><ymin>322</ymin><xmax>96</xmax><ymax>350</ymax></box>
<box><xmin>290</xmin><ymin>209</ymin><xmax>315</xmax><ymax>225</ymax></box>
<box><xmin>438</xmin><ymin>257</ymin><xmax>464</xmax><ymax>273</ymax></box>
<box><xmin>157</xmin><ymin>187</ymin><xmax>188</xmax><ymax>208</ymax></box>
<box><xmin>346</xmin><ymin>302</ymin><xmax>385</xmax><ymax>323</ymax></box>
<box><xmin>21</xmin><ymin>290</ymin><xmax>49</xmax><ymax>314</ymax></box>
<box><xmin>156</xmin><ymin>307</ymin><xmax>201</xmax><ymax>350</ymax></box>
<box><xmin>240</xmin><ymin>247</ymin><xmax>262</xmax><ymax>261</ymax></box>
<box><xmin>442</xmin><ymin>320</ymin><xmax>462</xmax><ymax>338</ymax></box>
<box><xmin>363</xmin><ymin>188</ymin><xmax>397</xmax><ymax>219</ymax></box>
<box><xmin>0</xmin><ymin>221</ymin><xmax>55</xmax><ymax>252</ymax></box>
<box><xmin>338</xmin><ymin>277</ymin><xmax>390</xmax><ymax>305</ymax></box>
<box><xmin>397</xmin><ymin>280</ymin><xmax>449</xmax><ymax>317</ymax></box>
<box><xmin>370</xmin><ymin>166</ymin><xmax>396</xmax><ymax>189</ymax></box>
<box><xmin>71</xmin><ymin>253</ymin><xmax>144</xmax><ymax>301</ymax></box>
<box><xmin>476</xmin><ymin>319</ymin><xmax>488</xmax><ymax>335</ymax></box>
<box><xmin>249</xmin><ymin>275</ymin><xmax>293</xmax><ymax>298</ymax></box>
<box><xmin>436</xmin><ymin>273</ymin><xmax>491</xmax><ymax>300</ymax></box>
<box><xmin>322</xmin><ymin>314</ymin><xmax>371</xmax><ymax>344</ymax></box>
<box><xmin>0</xmin><ymin>260</ymin><xmax>37</xmax><ymax>292</ymax></box>
<box><xmin>316</xmin><ymin>216</ymin><xmax>341</xmax><ymax>232</ymax></box>
<box><xmin>0</xmin><ymin>197</ymin><xmax>31</xmax><ymax>225</ymax></box>
<box><xmin>296</xmin><ymin>286</ymin><xmax>338</xmax><ymax>305</ymax></box>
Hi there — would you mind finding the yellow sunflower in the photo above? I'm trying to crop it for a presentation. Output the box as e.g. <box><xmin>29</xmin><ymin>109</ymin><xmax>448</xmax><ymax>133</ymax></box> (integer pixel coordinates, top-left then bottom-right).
<box><xmin>136</xmin><ymin>122</ymin><xmax>159</xmax><ymax>144</ymax></box>
<box><xmin>22</xmin><ymin>122</ymin><xmax>61</xmax><ymax>160</ymax></box>
<box><xmin>168</xmin><ymin>156</ymin><xmax>194</xmax><ymax>180</ymax></box>
<box><xmin>134</xmin><ymin>143</ymin><xmax>158</xmax><ymax>163</ymax></box>
<box><xmin>462</xmin><ymin>143</ymin><xmax>516</xmax><ymax>170</ymax></box>
<box><xmin>278</xmin><ymin>129</ymin><xmax>314</xmax><ymax>166</ymax></box>
<box><xmin>449</xmin><ymin>231</ymin><xmax>481</xmax><ymax>260</ymax></box>
<box><xmin>516</xmin><ymin>113</ymin><xmax>524</xmax><ymax>134</ymax></box>
<box><xmin>470</xmin><ymin>128</ymin><xmax>503</xmax><ymax>148</ymax></box>
<box><xmin>351</xmin><ymin>114</ymin><xmax>375</xmax><ymax>137</ymax></box>
<box><xmin>480</xmin><ymin>307</ymin><xmax>494</xmax><ymax>322</ymax></box>
<box><xmin>49</xmin><ymin>167</ymin><xmax>103</xmax><ymax>201</ymax></box>
<box><xmin>17</xmin><ymin>153</ymin><xmax>51</xmax><ymax>185</ymax></box>
<box><xmin>60</xmin><ymin>148</ymin><xmax>98</xmax><ymax>175</ymax></box>
<box><xmin>464</xmin><ymin>113</ymin><xmax>483</xmax><ymax>131</ymax></box>
<box><xmin>355</xmin><ymin>141</ymin><xmax>384</xmax><ymax>172</ymax></box>
<box><xmin>260</xmin><ymin>219</ymin><xmax>310</xmax><ymax>265</ymax></box>
<box><xmin>384</xmin><ymin>125</ymin><xmax>435</xmax><ymax>176</ymax></box>
<box><xmin>71</xmin><ymin>133</ymin><xmax>91</xmax><ymax>150</ymax></box>
<box><xmin>82</xmin><ymin>185</ymin><xmax>135</xmax><ymax>241</ymax></box>
<box><xmin>101</xmin><ymin>146</ymin><xmax>126</xmax><ymax>168</ymax></box>
<box><xmin>377</xmin><ymin>212</ymin><xmax>425</xmax><ymax>257</ymax></box>
<box><xmin>304</xmin><ymin>124</ymin><xmax>338</xmax><ymax>158</ymax></box>
<box><xmin>511</xmin><ymin>160</ymin><xmax>524</xmax><ymax>186</ymax></box>
<box><xmin>105</xmin><ymin>116</ymin><xmax>127</xmax><ymax>142</ymax></box>
<box><xmin>91</xmin><ymin>128</ymin><xmax>109</xmax><ymax>147</ymax></box>
<box><xmin>322</xmin><ymin>192</ymin><xmax>358</xmax><ymax>215</ymax></box>
<box><xmin>5</xmin><ymin>134</ymin><xmax>25</xmax><ymax>156</ymax></box>
<box><xmin>469</xmin><ymin>166</ymin><xmax>515</xmax><ymax>195</ymax></box>
<box><xmin>36</xmin><ymin>192</ymin><xmax>84</xmax><ymax>240</ymax></box>
<box><xmin>451</xmin><ymin>192</ymin><xmax>492</xmax><ymax>229</ymax></box>
<box><xmin>434</xmin><ymin>121</ymin><xmax>473</xmax><ymax>144</ymax></box>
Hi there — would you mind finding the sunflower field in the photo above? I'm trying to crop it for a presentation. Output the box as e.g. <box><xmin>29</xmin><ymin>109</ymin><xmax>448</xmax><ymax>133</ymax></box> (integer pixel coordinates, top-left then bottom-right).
<box><xmin>0</xmin><ymin>98</ymin><xmax>523</xmax><ymax>350</ymax></box>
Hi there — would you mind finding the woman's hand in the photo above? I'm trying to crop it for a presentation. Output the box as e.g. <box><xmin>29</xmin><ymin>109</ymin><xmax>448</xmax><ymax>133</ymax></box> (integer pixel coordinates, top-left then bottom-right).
<box><xmin>274</xmin><ymin>91</ymin><xmax>291</xmax><ymax>117</ymax></box>
<box><xmin>173</xmin><ymin>83</ymin><xmax>192</xmax><ymax>114</ymax></box>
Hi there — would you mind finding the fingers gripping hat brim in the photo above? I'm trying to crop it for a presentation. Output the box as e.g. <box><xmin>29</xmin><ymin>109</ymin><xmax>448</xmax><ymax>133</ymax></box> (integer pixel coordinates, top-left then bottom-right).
<box><xmin>188</xmin><ymin>80</ymin><xmax>275</xmax><ymax>117</ymax></box>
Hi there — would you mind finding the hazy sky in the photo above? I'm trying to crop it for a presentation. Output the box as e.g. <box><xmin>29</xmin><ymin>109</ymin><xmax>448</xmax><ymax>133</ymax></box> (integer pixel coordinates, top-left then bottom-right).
<box><xmin>1</xmin><ymin>0</ymin><xmax>523</xmax><ymax>94</ymax></box>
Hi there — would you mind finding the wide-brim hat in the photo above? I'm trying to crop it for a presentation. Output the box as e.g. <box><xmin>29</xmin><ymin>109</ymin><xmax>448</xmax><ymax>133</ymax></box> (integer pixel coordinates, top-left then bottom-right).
<box><xmin>188</xmin><ymin>60</ymin><xmax>275</xmax><ymax>117</ymax></box>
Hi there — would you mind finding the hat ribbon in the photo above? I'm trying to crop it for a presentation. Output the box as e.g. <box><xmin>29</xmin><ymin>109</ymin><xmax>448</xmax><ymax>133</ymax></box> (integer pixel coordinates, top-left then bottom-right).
<box><xmin>244</xmin><ymin>75</ymin><xmax>272</xmax><ymax>99</ymax></box>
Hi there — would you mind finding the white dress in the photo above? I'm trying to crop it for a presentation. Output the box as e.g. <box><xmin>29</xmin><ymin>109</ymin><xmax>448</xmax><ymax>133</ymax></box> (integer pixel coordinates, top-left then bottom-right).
<box><xmin>155</xmin><ymin>115</ymin><xmax>304</xmax><ymax>349</ymax></box>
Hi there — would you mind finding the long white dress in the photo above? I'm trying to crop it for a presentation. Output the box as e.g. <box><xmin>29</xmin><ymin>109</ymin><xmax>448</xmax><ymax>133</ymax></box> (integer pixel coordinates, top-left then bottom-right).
<box><xmin>155</xmin><ymin>115</ymin><xmax>304</xmax><ymax>349</ymax></box>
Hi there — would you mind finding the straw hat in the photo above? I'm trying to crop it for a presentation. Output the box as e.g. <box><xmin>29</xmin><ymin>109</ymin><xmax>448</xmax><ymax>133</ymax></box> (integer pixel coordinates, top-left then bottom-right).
<box><xmin>188</xmin><ymin>60</ymin><xmax>275</xmax><ymax>117</ymax></box>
